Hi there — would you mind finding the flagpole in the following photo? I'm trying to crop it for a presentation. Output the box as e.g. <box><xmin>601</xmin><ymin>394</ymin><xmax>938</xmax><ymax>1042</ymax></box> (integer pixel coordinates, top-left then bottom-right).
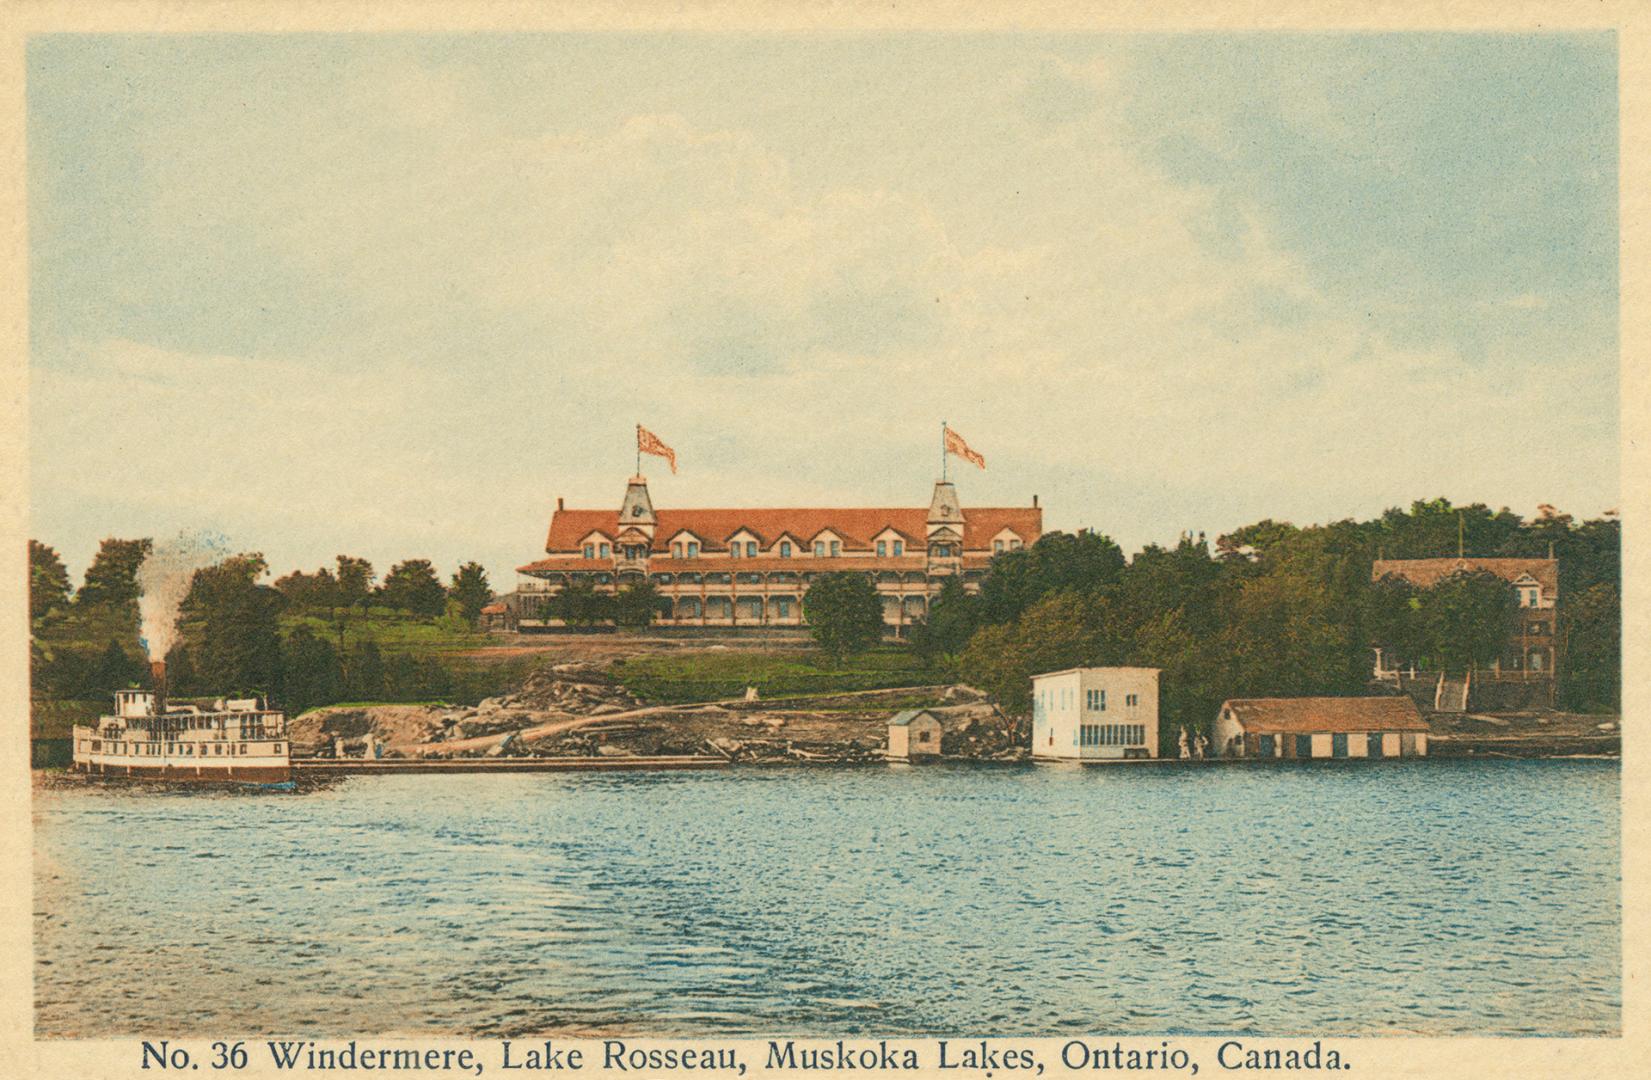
<box><xmin>941</xmin><ymin>421</ymin><xmax>947</xmax><ymax>482</ymax></box>
<box><xmin>635</xmin><ymin>425</ymin><xmax>641</xmax><ymax>477</ymax></box>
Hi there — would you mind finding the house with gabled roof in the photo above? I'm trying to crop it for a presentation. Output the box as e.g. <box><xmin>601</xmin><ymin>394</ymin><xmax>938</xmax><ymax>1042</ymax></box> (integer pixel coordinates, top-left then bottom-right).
<box><xmin>1370</xmin><ymin>555</ymin><xmax>1562</xmax><ymax>701</ymax></box>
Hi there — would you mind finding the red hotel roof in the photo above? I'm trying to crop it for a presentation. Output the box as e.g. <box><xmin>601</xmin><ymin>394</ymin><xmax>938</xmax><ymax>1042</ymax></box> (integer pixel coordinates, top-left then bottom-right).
<box><xmin>543</xmin><ymin>505</ymin><xmax>1041</xmax><ymax>555</ymax></box>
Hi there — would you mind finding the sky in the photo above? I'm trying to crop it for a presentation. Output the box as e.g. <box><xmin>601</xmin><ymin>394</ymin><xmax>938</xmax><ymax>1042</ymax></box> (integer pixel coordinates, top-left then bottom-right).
<box><xmin>27</xmin><ymin>33</ymin><xmax>1618</xmax><ymax>587</ymax></box>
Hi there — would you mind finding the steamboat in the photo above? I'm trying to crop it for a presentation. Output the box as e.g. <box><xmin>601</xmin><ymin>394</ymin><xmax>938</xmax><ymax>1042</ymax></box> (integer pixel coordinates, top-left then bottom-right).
<box><xmin>71</xmin><ymin>662</ymin><xmax>292</xmax><ymax>786</ymax></box>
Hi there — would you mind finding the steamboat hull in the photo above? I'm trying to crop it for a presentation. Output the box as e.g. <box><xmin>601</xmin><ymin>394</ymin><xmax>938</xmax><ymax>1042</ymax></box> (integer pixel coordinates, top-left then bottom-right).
<box><xmin>74</xmin><ymin>759</ymin><xmax>292</xmax><ymax>785</ymax></box>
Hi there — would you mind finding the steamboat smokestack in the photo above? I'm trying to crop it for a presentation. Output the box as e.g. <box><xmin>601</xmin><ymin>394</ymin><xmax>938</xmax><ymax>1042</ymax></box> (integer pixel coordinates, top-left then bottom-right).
<box><xmin>150</xmin><ymin>659</ymin><xmax>168</xmax><ymax>716</ymax></box>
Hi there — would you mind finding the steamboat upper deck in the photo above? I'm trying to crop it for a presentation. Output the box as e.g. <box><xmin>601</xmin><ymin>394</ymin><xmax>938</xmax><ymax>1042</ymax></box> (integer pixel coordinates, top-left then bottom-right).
<box><xmin>72</xmin><ymin>688</ymin><xmax>292</xmax><ymax>785</ymax></box>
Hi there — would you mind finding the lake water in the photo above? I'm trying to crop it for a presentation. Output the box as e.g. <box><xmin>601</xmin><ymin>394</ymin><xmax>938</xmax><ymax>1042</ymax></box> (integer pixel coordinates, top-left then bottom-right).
<box><xmin>34</xmin><ymin>760</ymin><xmax>1619</xmax><ymax>1038</ymax></box>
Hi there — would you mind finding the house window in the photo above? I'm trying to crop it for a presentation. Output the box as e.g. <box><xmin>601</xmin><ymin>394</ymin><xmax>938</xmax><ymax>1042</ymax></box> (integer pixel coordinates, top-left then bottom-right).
<box><xmin>893</xmin><ymin>540</ymin><xmax>904</xmax><ymax>556</ymax></box>
<box><xmin>774</xmin><ymin>598</ymin><xmax>791</xmax><ymax>618</ymax></box>
<box><xmin>730</xmin><ymin>545</ymin><xmax>740</xmax><ymax>560</ymax></box>
<box><xmin>1528</xmin><ymin>622</ymin><xmax>1545</xmax><ymax>635</ymax></box>
<box><xmin>1011</xmin><ymin>539</ymin><xmax>1022</xmax><ymax>550</ymax></box>
<box><xmin>994</xmin><ymin>540</ymin><xmax>1004</xmax><ymax>554</ymax></box>
<box><xmin>918</xmin><ymin>730</ymin><xmax>931</xmax><ymax>744</ymax></box>
<box><xmin>583</xmin><ymin>544</ymin><xmax>594</xmax><ymax>559</ymax></box>
<box><xmin>878</xmin><ymin>541</ymin><xmax>887</xmax><ymax>557</ymax></box>
<box><xmin>780</xmin><ymin>541</ymin><xmax>792</xmax><ymax>558</ymax></box>
<box><xmin>673</xmin><ymin>543</ymin><xmax>683</xmax><ymax>558</ymax></box>
<box><xmin>829</xmin><ymin>541</ymin><xmax>840</xmax><ymax>556</ymax></box>
<box><xmin>1520</xmin><ymin>587</ymin><xmax>1540</xmax><ymax>607</ymax></box>
<box><xmin>688</xmin><ymin>542</ymin><xmax>699</xmax><ymax>558</ymax></box>
<box><xmin>1126</xmin><ymin>693</ymin><xmax>1138</xmax><ymax>707</ymax></box>
<box><xmin>747</xmin><ymin>542</ymin><xmax>758</xmax><ymax>557</ymax></box>
<box><xmin>599</xmin><ymin>543</ymin><xmax>611</xmax><ymax>558</ymax></box>
<box><xmin>815</xmin><ymin>541</ymin><xmax>826</xmax><ymax>557</ymax></box>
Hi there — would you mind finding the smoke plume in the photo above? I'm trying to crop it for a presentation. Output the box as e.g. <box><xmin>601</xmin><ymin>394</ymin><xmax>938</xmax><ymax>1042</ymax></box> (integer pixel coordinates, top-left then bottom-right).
<box><xmin>137</xmin><ymin>530</ymin><xmax>229</xmax><ymax>661</ymax></box>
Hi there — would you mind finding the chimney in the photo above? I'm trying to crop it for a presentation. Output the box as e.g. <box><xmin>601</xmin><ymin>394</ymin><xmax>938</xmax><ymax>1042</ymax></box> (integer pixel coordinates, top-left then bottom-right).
<box><xmin>557</xmin><ymin>497</ymin><xmax>565</xmax><ymax>511</ymax></box>
<box><xmin>150</xmin><ymin>659</ymin><xmax>168</xmax><ymax>716</ymax></box>
<box><xmin>1032</xmin><ymin>494</ymin><xmax>1039</xmax><ymax>508</ymax></box>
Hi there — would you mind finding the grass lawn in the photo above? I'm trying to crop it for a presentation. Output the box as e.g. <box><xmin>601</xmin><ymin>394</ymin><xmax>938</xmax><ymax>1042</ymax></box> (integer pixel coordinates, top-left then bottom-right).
<box><xmin>279</xmin><ymin>607</ymin><xmax>491</xmax><ymax>655</ymax></box>
<box><xmin>613</xmin><ymin>645</ymin><xmax>942</xmax><ymax>704</ymax></box>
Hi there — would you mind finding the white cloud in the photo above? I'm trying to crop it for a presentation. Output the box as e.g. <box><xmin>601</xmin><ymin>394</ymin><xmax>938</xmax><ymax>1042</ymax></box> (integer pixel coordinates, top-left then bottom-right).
<box><xmin>32</xmin><ymin>48</ymin><xmax>1618</xmax><ymax>583</ymax></box>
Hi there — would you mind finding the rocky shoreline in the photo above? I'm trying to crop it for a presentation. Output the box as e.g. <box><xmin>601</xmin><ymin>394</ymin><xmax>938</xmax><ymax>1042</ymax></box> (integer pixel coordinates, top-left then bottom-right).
<box><xmin>286</xmin><ymin>665</ymin><xmax>1619</xmax><ymax>767</ymax></box>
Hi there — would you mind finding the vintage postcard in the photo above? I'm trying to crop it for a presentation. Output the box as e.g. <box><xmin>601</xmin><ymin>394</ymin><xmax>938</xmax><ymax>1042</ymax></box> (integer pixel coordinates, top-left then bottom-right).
<box><xmin>3</xmin><ymin>3</ymin><xmax>1645</xmax><ymax>1079</ymax></box>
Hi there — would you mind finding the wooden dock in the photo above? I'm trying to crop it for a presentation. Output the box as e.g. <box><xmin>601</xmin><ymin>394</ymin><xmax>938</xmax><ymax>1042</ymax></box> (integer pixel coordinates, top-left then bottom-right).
<box><xmin>293</xmin><ymin>755</ymin><xmax>729</xmax><ymax>775</ymax></box>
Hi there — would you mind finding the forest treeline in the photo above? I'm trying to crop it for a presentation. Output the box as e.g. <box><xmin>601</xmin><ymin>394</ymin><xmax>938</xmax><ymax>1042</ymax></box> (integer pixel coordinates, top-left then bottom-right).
<box><xmin>29</xmin><ymin>545</ymin><xmax>499</xmax><ymax>714</ymax></box>
<box><xmin>29</xmin><ymin>498</ymin><xmax>1619</xmax><ymax>731</ymax></box>
<box><xmin>908</xmin><ymin>499</ymin><xmax>1618</xmax><ymax>748</ymax></box>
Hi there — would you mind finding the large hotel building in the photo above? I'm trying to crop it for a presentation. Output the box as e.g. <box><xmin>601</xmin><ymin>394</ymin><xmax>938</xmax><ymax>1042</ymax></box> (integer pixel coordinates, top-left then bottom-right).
<box><xmin>504</xmin><ymin>476</ymin><xmax>1042</xmax><ymax>632</ymax></box>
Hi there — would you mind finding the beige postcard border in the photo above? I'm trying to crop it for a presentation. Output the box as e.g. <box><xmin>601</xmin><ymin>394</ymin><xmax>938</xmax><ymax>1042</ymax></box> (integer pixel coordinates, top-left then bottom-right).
<box><xmin>0</xmin><ymin>2</ymin><xmax>1643</xmax><ymax>1077</ymax></box>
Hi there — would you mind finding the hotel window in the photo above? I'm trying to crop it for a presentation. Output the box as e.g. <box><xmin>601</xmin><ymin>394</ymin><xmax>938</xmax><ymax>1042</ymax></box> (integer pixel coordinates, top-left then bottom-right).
<box><xmin>877</xmin><ymin>541</ymin><xmax>887</xmax><ymax>557</ymax></box>
<box><xmin>747</xmin><ymin>542</ymin><xmax>758</xmax><ymax>557</ymax></box>
<box><xmin>780</xmin><ymin>541</ymin><xmax>792</xmax><ymax>558</ymax></box>
<box><xmin>688</xmin><ymin>542</ymin><xmax>700</xmax><ymax>557</ymax></box>
<box><xmin>893</xmin><ymin>540</ymin><xmax>904</xmax><ymax>556</ymax></box>
<box><xmin>1010</xmin><ymin>539</ymin><xmax>1022</xmax><ymax>550</ymax></box>
<box><xmin>599</xmin><ymin>543</ymin><xmax>611</xmax><ymax>558</ymax></box>
<box><xmin>1126</xmin><ymin>693</ymin><xmax>1138</xmax><ymax>707</ymax></box>
<box><xmin>994</xmin><ymin>540</ymin><xmax>1004</xmax><ymax>554</ymax></box>
<box><xmin>730</xmin><ymin>545</ymin><xmax>740</xmax><ymax>560</ymax></box>
<box><xmin>583</xmin><ymin>544</ymin><xmax>594</xmax><ymax>559</ymax></box>
<box><xmin>815</xmin><ymin>540</ymin><xmax>826</xmax><ymax>557</ymax></box>
<box><xmin>673</xmin><ymin>543</ymin><xmax>683</xmax><ymax>558</ymax></box>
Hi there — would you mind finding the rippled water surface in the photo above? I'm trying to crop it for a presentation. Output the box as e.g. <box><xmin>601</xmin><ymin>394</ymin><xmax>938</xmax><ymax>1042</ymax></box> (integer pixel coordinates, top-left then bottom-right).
<box><xmin>35</xmin><ymin>760</ymin><xmax>1619</xmax><ymax>1037</ymax></box>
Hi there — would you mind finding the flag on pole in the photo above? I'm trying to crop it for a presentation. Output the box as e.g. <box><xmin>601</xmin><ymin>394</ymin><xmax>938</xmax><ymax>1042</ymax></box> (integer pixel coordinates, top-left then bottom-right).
<box><xmin>637</xmin><ymin>425</ymin><xmax>678</xmax><ymax>474</ymax></box>
<box><xmin>943</xmin><ymin>424</ymin><xmax>986</xmax><ymax>470</ymax></box>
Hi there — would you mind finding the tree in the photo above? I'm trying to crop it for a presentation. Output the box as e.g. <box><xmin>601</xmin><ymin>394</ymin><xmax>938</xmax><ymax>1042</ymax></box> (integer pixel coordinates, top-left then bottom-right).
<box><xmin>281</xmin><ymin>626</ymin><xmax>344</xmax><ymax>713</ymax></box>
<box><xmin>614</xmin><ymin>580</ymin><xmax>664</xmax><ymax>628</ymax></box>
<box><xmin>29</xmin><ymin>541</ymin><xmax>73</xmax><ymax>622</ymax></box>
<box><xmin>803</xmin><ymin>572</ymin><xmax>884</xmax><ymax>661</ymax></box>
<box><xmin>274</xmin><ymin>567</ymin><xmax>338</xmax><ymax>611</ymax></box>
<box><xmin>1364</xmin><ymin>574</ymin><xmax>1424</xmax><ymax>669</ymax></box>
<box><xmin>179</xmin><ymin>554</ymin><xmax>285</xmax><ymax>694</ymax></box>
<box><xmin>335</xmin><ymin>556</ymin><xmax>375</xmax><ymax>610</ymax></box>
<box><xmin>448</xmin><ymin>562</ymin><xmax>494</xmax><ymax>626</ymax></box>
<box><xmin>1562</xmin><ymin>582</ymin><xmax>1620</xmax><ymax>712</ymax></box>
<box><xmin>960</xmin><ymin>591</ymin><xmax>1117</xmax><ymax>715</ymax></box>
<box><xmin>1420</xmin><ymin>570</ymin><xmax>1514</xmax><ymax>671</ymax></box>
<box><xmin>910</xmin><ymin>576</ymin><xmax>978</xmax><ymax>664</ymax></box>
<box><xmin>91</xmin><ymin>639</ymin><xmax>147</xmax><ymax>696</ymax></box>
<box><xmin>554</xmin><ymin>579</ymin><xmax>615</xmax><ymax>627</ymax></box>
<box><xmin>346</xmin><ymin>640</ymin><xmax>387</xmax><ymax>701</ymax></box>
<box><xmin>381</xmin><ymin>559</ymin><xmax>447</xmax><ymax>617</ymax></box>
<box><xmin>76</xmin><ymin>537</ymin><xmax>152</xmax><ymax>610</ymax></box>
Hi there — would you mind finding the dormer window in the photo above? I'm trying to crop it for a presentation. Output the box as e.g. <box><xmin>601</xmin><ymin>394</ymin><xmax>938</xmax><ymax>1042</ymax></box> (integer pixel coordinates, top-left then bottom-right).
<box><xmin>994</xmin><ymin>540</ymin><xmax>1004</xmax><ymax>554</ymax></box>
<box><xmin>673</xmin><ymin>543</ymin><xmax>683</xmax><ymax>558</ymax></box>
<box><xmin>599</xmin><ymin>543</ymin><xmax>611</xmax><ymax>559</ymax></box>
<box><xmin>814</xmin><ymin>540</ymin><xmax>826</xmax><ymax>557</ymax></box>
<box><xmin>746</xmin><ymin>541</ymin><xmax>758</xmax><ymax>557</ymax></box>
<box><xmin>830</xmin><ymin>541</ymin><xmax>840</xmax><ymax>557</ymax></box>
<box><xmin>583</xmin><ymin>544</ymin><xmax>594</xmax><ymax>559</ymax></box>
<box><xmin>632</xmin><ymin>506</ymin><xmax>644</xmax><ymax>517</ymax></box>
<box><xmin>780</xmin><ymin>541</ymin><xmax>792</xmax><ymax>558</ymax></box>
<box><xmin>894</xmin><ymin>540</ymin><xmax>903</xmax><ymax>556</ymax></box>
<box><xmin>877</xmin><ymin>541</ymin><xmax>887</xmax><ymax>557</ymax></box>
<box><xmin>688</xmin><ymin>542</ymin><xmax>699</xmax><ymax>558</ymax></box>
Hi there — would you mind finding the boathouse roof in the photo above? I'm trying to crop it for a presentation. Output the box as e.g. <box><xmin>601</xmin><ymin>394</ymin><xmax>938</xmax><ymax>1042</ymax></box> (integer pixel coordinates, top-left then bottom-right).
<box><xmin>1219</xmin><ymin>696</ymin><xmax>1428</xmax><ymax>734</ymax></box>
